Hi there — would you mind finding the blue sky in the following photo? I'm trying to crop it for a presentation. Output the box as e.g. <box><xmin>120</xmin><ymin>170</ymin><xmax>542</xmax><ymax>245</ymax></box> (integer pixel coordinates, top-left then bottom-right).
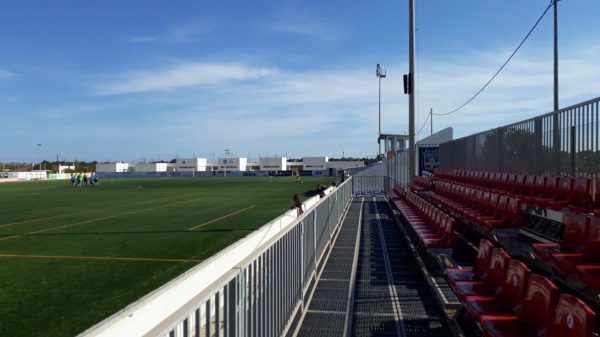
<box><xmin>1</xmin><ymin>1</ymin><xmax>599</xmax><ymax>164</ymax></box>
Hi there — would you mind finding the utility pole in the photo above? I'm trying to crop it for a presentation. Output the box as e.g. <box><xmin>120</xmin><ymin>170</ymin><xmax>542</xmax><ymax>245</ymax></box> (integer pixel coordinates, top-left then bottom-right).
<box><xmin>552</xmin><ymin>0</ymin><xmax>560</xmax><ymax>172</ymax></box>
<box><xmin>376</xmin><ymin>64</ymin><xmax>386</xmax><ymax>156</ymax></box>
<box><xmin>408</xmin><ymin>0</ymin><xmax>416</xmax><ymax>182</ymax></box>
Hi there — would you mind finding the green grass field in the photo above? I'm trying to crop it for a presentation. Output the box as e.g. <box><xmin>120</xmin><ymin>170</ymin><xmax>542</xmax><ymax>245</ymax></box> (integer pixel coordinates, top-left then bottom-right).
<box><xmin>0</xmin><ymin>176</ymin><xmax>335</xmax><ymax>337</ymax></box>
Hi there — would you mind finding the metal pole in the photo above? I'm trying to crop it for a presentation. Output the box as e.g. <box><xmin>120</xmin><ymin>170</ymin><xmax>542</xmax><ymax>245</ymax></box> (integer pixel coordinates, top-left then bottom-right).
<box><xmin>37</xmin><ymin>144</ymin><xmax>42</xmax><ymax>173</ymax></box>
<box><xmin>553</xmin><ymin>0</ymin><xmax>560</xmax><ymax>171</ymax></box>
<box><xmin>379</xmin><ymin>74</ymin><xmax>381</xmax><ymax>155</ymax></box>
<box><xmin>408</xmin><ymin>0</ymin><xmax>416</xmax><ymax>182</ymax></box>
<box><xmin>376</xmin><ymin>64</ymin><xmax>386</xmax><ymax>156</ymax></box>
<box><xmin>554</xmin><ymin>0</ymin><xmax>559</xmax><ymax>114</ymax></box>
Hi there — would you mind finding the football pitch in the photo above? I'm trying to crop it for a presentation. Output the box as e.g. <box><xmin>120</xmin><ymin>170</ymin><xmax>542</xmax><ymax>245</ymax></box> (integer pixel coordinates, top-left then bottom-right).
<box><xmin>0</xmin><ymin>176</ymin><xmax>336</xmax><ymax>337</ymax></box>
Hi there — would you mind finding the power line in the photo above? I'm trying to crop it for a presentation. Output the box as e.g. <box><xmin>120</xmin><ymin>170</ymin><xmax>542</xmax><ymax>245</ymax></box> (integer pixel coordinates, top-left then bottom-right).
<box><xmin>416</xmin><ymin>109</ymin><xmax>431</xmax><ymax>136</ymax></box>
<box><xmin>432</xmin><ymin>1</ymin><xmax>558</xmax><ymax>117</ymax></box>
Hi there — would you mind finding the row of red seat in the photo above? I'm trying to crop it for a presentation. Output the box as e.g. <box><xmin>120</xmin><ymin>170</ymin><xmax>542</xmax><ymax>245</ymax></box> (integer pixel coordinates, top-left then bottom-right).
<box><xmin>424</xmin><ymin>180</ymin><xmax>523</xmax><ymax>231</ymax></box>
<box><xmin>433</xmin><ymin>168</ymin><xmax>596</xmax><ymax>214</ymax></box>
<box><xmin>447</xmin><ymin>239</ymin><xmax>597</xmax><ymax>337</ymax></box>
<box><xmin>532</xmin><ymin>212</ymin><xmax>600</xmax><ymax>290</ymax></box>
<box><xmin>407</xmin><ymin>175</ymin><xmax>431</xmax><ymax>192</ymax></box>
<box><xmin>388</xmin><ymin>183</ymin><xmax>405</xmax><ymax>200</ymax></box>
<box><xmin>392</xmin><ymin>186</ymin><xmax>455</xmax><ymax>250</ymax></box>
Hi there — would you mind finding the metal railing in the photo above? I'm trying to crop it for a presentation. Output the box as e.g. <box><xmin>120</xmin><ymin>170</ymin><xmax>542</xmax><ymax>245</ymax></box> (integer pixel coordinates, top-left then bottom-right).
<box><xmin>82</xmin><ymin>179</ymin><xmax>353</xmax><ymax>337</ymax></box>
<box><xmin>440</xmin><ymin>96</ymin><xmax>600</xmax><ymax>180</ymax></box>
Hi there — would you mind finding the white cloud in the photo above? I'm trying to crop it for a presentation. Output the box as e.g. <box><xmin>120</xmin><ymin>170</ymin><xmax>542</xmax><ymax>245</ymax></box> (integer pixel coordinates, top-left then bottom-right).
<box><xmin>96</xmin><ymin>62</ymin><xmax>275</xmax><ymax>95</ymax></box>
<box><xmin>0</xmin><ymin>69</ymin><xmax>17</xmax><ymax>79</ymax></box>
<box><xmin>263</xmin><ymin>10</ymin><xmax>350</xmax><ymax>41</ymax></box>
<box><xmin>129</xmin><ymin>22</ymin><xmax>215</xmax><ymax>44</ymax></box>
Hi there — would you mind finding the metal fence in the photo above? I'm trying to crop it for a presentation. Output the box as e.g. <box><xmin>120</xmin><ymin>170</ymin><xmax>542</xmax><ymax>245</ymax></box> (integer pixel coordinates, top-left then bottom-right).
<box><xmin>145</xmin><ymin>179</ymin><xmax>354</xmax><ymax>337</ymax></box>
<box><xmin>440</xmin><ymin>96</ymin><xmax>600</xmax><ymax>180</ymax></box>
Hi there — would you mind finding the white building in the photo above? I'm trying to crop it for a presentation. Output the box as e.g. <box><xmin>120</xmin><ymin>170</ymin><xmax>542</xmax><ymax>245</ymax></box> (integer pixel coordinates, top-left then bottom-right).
<box><xmin>175</xmin><ymin>158</ymin><xmax>208</xmax><ymax>171</ymax></box>
<box><xmin>56</xmin><ymin>165</ymin><xmax>75</xmax><ymax>173</ymax></box>
<box><xmin>218</xmin><ymin>157</ymin><xmax>247</xmax><ymax>172</ymax></box>
<box><xmin>302</xmin><ymin>157</ymin><xmax>328</xmax><ymax>171</ymax></box>
<box><xmin>326</xmin><ymin>160</ymin><xmax>365</xmax><ymax>171</ymax></box>
<box><xmin>96</xmin><ymin>162</ymin><xmax>129</xmax><ymax>173</ymax></box>
<box><xmin>259</xmin><ymin>157</ymin><xmax>287</xmax><ymax>171</ymax></box>
<box><xmin>134</xmin><ymin>163</ymin><xmax>168</xmax><ymax>172</ymax></box>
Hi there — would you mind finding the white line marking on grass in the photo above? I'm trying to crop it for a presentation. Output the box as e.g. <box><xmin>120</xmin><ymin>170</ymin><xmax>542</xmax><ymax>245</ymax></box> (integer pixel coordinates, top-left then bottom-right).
<box><xmin>0</xmin><ymin>198</ymin><xmax>203</xmax><ymax>242</ymax></box>
<box><xmin>0</xmin><ymin>253</ymin><xmax>202</xmax><ymax>263</ymax></box>
<box><xmin>188</xmin><ymin>205</ymin><xmax>256</xmax><ymax>231</ymax></box>
<box><xmin>0</xmin><ymin>192</ymin><xmax>201</xmax><ymax>229</ymax></box>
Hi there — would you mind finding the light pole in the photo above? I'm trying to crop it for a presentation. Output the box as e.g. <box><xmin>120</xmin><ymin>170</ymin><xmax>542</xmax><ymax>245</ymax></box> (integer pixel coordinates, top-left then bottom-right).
<box><xmin>224</xmin><ymin>149</ymin><xmax>230</xmax><ymax>178</ymax></box>
<box><xmin>37</xmin><ymin>144</ymin><xmax>42</xmax><ymax>173</ymax></box>
<box><xmin>376</xmin><ymin>64</ymin><xmax>386</xmax><ymax>156</ymax></box>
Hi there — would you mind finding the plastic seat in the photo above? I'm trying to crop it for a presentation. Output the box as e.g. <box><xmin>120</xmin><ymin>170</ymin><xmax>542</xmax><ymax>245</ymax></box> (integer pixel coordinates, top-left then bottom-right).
<box><xmin>484</xmin><ymin>197</ymin><xmax>523</xmax><ymax>230</ymax></box>
<box><xmin>481</xmin><ymin>171</ymin><xmax>491</xmax><ymax>187</ymax></box>
<box><xmin>532</xmin><ymin>213</ymin><xmax>590</xmax><ymax>261</ymax></box>
<box><xmin>521</xmin><ymin>174</ymin><xmax>536</xmax><ymax>195</ymax></box>
<box><xmin>471</xmin><ymin>193</ymin><xmax>499</xmax><ymax>225</ymax></box>
<box><xmin>535</xmin><ymin>176</ymin><xmax>559</xmax><ymax>208</ymax></box>
<box><xmin>478</xmin><ymin>195</ymin><xmax>508</xmax><ymax>229</ymax></box>
<box><xmin>480</xmin><ymin>274</ymin><xmax>560</xmax><ymax>337</ymax></box>
<box><xmin>446</xmin><ymin>239</ymin><xmax>494</xmax><ymax>290</ymax></box>
<box><xmin>523</xmin><ymin>175</ymin><xmax>545</xmax><ymax>205</ymax></box>
<box><xmin>421</xmin><ymin>216</ymin><xmax>455</xmax><ymax>249</ymax></box>
<box><xmin>510</xmin><ymin>174</ymin><xmax>526</xmax><ymax>194</ymax></box>
<box><xmin>452</xmin><ymin>248</ymin><xmax>510</xmax><ymax>302</ymax></box>
<box><xmin>548</xmin><ymin>294</ymin><xmax>597</xmax><ymax>337</ymax></box>
<box><xmin>551</xmin><ymin>215</ymin><xmax>600</xmax><ymax>274</ymax></box>
<box><xmin>466</xmin><ymin>259</ymin><xmax>531</xmax><ymax>322</ymax></box>
<box><xmin>576</xmin><ymin>265</ymin><xmax>600</xmax><ymax>291</ymax></box>
<box><xmin>547</xmin><ymin>176</ymin><xmax>574</xmax><ymax>211</ymax></box>
<box><xmin>568</xmin><ymin>176</ymin><xmax>593</xmax><ymax>214</ymax></box>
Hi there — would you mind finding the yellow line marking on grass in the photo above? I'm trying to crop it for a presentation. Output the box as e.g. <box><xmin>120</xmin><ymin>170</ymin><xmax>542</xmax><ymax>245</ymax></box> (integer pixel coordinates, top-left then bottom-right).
<box><xmin>0</xmin><ymin>198</ymin><xmax>203</xmax><ymax>242</ymax></box>
<box><xmin>188</xmin><ymin>205</ymin><xmax>256</xmax><ymax>231</ymax></box>
<box><xmin>0</xmin><ymin>192</ymin><xmax>202</xmax><ymax>229</ymax></box>
<box><xmin>0</xmin><ymin>254</ymin><xmax>202</xmax><ymax>263</ymax></box>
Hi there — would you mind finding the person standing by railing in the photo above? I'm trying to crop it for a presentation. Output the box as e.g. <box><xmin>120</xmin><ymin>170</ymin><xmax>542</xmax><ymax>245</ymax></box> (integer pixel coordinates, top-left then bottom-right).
<box><xmin>293</xmin><ymin>193</ymin><xmax>304</xmax><ymax>215</ymax></box>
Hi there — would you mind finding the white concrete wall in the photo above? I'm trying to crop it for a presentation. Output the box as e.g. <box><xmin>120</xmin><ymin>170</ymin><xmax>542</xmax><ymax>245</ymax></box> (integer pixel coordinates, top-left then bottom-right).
<box><xmin>96</xmin><ymin>163</ymin><xmax>129</xmax><ymax>173</ymax></box>
<box><xmin>259</xmin><ymin>157</ymin><xmax>287</xmax><ymax>171</ymax></box>
<box><xmin>176</xmin><ymin>158</ymin><xmax>208</xmax><ymax>171</ymax></box>
<box><xmin>134</xmin><ymin>163</ymin><xmax>168</xmax><ymax>172</ymax></box>
<box><xmin>217</xmin><ymin>157</ymin><xmax>247</xmax><ymax>171</ymax></box>
<box><xmin>303</xmin><ymin>157</ymin><xmax>328</xmax><ymax>170</ymax></box>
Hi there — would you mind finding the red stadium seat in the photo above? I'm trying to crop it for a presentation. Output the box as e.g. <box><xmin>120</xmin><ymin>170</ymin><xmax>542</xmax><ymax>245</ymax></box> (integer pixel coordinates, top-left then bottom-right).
<box><xmin>520</xmin><ymin>174</ymin><xmax>536</xmax><ymax>197</ymax></box>
<box><xmin>452</xmin><ymin>248</ymin><xmax>510</xmax><ymax>302</ymax></box>
<box><xmin>532</xmin><ymin>213</ymin><xmax>590</xmax><ymax>261</ymax></box>
<box><xmin>523</xmin><ymin>175</ymin><xmax>545</xmax><ymax>205</ymax></box>
<box><xmin>551</xmin><ymin>215</ymin><xmax>600</xmax><ymax>274</ymax></box>
<box><xmin>466</xmin><ymin>259</ymin><xmax>531</xmax><ymax>322</ymax></box>
<box><xmin>421</xmin><ymin>216</ymin><xmax>455</xmax><ymax>249</ymax></box>
<box><xmin>483</xmin><ymin>197</ymin><xmax>523</xmax><ymax>230</ymax></box>
<box><xmin>576</xmin><ymin>265</ymin><xmax>600</xmax><ymax>291</ymax></box>
<box><xmin>510</xmin><ymin>174</ymin><xmax>526</xmax><ymax>194</ymax></box>
<box><xmin>446</xmin><ymin>239</ymin><xmax>494</xmax><ymax>289</ymax></box>
<box><xmin>547</xmin><ymin>176</ymin><xmax>574</xmax><ymax>211</ymax></box>
<box><xmin>535</xmin><ymin>176</ymin><xmax>559</xmax><ymax>208</ymax></box>
<box><xmin>480</xmin><ymin>274</ymin><xmax>560</xmax><ymax>337</ymax></box>
<box><xmin>568</xmin><ymin>176</ymin><xmax>593</xmax><ymax>214</ymax></box>
<box><xmin>548</xmin><ymin>294</ymin><xmax>597</xmax><ymax>337</ymax></box>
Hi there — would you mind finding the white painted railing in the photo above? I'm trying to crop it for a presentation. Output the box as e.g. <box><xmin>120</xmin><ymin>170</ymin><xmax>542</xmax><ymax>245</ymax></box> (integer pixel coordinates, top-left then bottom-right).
<box><xmin>79</xmin><ymin>179</ymin><xmax>353</xmax><ymax>337</ymax></box>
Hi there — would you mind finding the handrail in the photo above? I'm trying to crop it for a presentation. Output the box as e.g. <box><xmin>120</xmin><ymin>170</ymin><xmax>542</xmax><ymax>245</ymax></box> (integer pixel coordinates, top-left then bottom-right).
<box><xmin>79</xmin><ymin>179</ymin><xmax>354</xmax><ymax>337</ymax></box>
